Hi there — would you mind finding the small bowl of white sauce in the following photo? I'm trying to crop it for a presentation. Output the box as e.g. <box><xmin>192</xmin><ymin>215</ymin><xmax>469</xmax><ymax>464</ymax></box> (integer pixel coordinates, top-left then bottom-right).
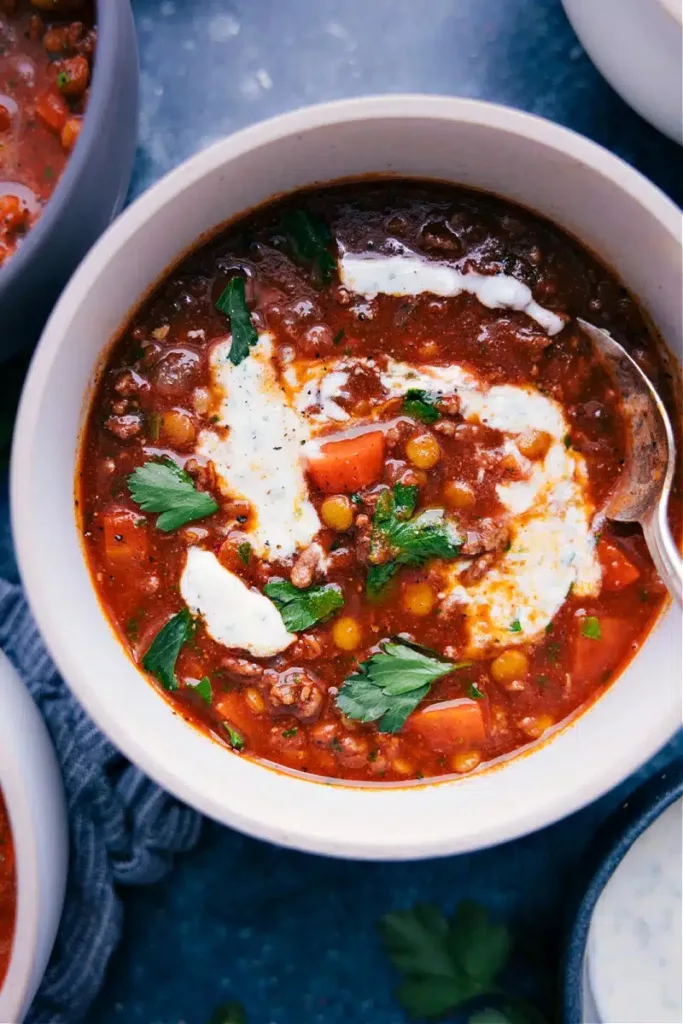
<box><xmin>563</xmin><ymin>759</ymin><xmax>683</xmax><ymax>1024</ymax></box>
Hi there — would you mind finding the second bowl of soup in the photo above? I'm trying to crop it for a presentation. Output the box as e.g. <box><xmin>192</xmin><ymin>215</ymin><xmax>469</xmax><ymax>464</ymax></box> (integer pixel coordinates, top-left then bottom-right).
<box><xmin>13</xmin><ymin>97</ymin><xmax>682</xmax><ymax>858</ymax></box>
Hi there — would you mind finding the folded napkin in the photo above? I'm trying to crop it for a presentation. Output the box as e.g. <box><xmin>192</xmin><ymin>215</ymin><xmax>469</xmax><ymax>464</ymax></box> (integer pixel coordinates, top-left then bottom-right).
<box><xmin>0</xmin><ymin>575</ymin><xmax>202</xmax><ymax>1023</ymax></box>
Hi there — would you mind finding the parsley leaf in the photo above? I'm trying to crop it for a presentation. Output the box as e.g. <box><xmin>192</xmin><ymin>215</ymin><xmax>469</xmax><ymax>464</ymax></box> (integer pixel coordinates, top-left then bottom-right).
<box><xmin>367</xmin><ymin>487</ymin><xmax>462</xmax><ymax>595</ymax></box>
<box><xmin>223</xmin><ymin>723</ymin><xmax>245</xmax><ymax>751</ymax></box>
<box><xmin>237</xmin><ymin>541</ymin><xmax>252</xmax><ymax>566</ymax></box>
<box><xmin>509</xmin><ymin>618</ymin><xmax>522</xmax><ymax>633</ymax></box>
<box><xmin>379</xmin><ymin>901</ymin><xmax>512</xmax><ymax>1019</ymax></box>
<box><xmin>207</xmin><ymin>1001</ymin><xmax>248</xmax><ymax>1024</ymax></box>
<box><xmin>336</xmin><ymin>639</ymin><xmax>467</xmax><ymax>733</ymax></box>
<box><xmin>469</xmin><ymin>682</ymin><xmax>484</xmax><ymax>700</ymax></box>
<box><xmin>128</xmin><ymin>459</ymin><xmax>218</xmax><ymax>532</ymax></box>
<box><xmin>581</xmin><ymin>615</ymin><xmax>602</xmax><ymax>639</ymax></box>
<box><xmin>402</xmin><ymin>388</ymin><xmax>440</xmax><ymax>424</ymax></box>
<box><xmin>215</xmin><ymin>276</ymin><xmax>259</xmax><ymax>366</ymax></box>
<box><xmin>192</xmin><ymin>676</ymin><xmax>212</xmax><ymax>704</ymax></box>
<box><xmin>281</xmin><ymin>209</ymin><xmax>336</xmax><ymax>282</ymax></box>
<box><xmin>264</xmin><ymin>579</ymin><xmax>344</xmax><ymax>632</ymax></box>
<box><xmin>142</xmin><ymin>609</ymin><xmax>194</xmax><ymax>692</ymax></box>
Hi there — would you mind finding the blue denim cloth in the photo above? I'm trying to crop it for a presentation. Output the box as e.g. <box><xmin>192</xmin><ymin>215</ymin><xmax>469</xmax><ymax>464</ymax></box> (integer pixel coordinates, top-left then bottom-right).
<box><xmin>0</xmin><ymin>483</ymin><xmax>201</xmax><ymax>1023</ymax></box>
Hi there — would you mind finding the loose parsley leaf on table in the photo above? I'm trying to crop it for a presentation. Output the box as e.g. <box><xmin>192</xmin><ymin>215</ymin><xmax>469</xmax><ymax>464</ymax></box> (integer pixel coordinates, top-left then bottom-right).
<box><xmin>379</xmin><ymin>901</ymin><xmax>512</xmax><ymax>1019</ymax></box>
<box><xmin>142</xmin><ymin>609</ymin><xmax>194</xmax><ymax>692</ymax></box>
<box><xmin>367</xmin><ymin>485</ymin><xmax>462</xmax><ymax>595</ymax></box>
<box><xmin>581</xmin><ymin>615</ymin><xmax>602</xmax><ymax>640</ymax></box>
<box><xmin>128</xmin><ymin>459</ymin><xmax>219</xmax><ymax>532</ymax></box>
<box><xmin>215</xmin><ymin>276</ymin><xmax>259</xmax><ymax>366</ymax></box>
<box><xmin>402</xmin><ymin>388</ymin><xmax>440</xmax><ymax>424</ymax></box>
<box><xmin>207</xmin><ymin>1002</ymin><xmax>248</xmax><ymax>1024</ymax></box>
<box><xmin>336</xmin><ymin>639</ymin><xmax>468</xmax><ymax>733</ymax></box>
<box><xmin>264</xmin><ymin>579</ymin><xmax>344</xmax><ymax>632</ymax></box>
<box><xmin>281</xmin><ymin>208</ymin><xmax>336</xmax><ymax>283</ymax></box>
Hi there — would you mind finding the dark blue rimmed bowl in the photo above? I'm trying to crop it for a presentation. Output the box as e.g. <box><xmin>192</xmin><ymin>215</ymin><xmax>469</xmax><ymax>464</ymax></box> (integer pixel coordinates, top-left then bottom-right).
<box><xmin>563</xmin><ymin>757</ymin><xmax>683</xmax><ymax>1023</ymax></box>
<box><xmin>0</xmin><ymin>0</ymin><xmax>139</xmax><ymax>361</ymax></box>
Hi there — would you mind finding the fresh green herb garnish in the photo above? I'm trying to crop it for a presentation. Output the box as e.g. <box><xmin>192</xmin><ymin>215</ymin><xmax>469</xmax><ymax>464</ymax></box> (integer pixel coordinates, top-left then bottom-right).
<box><xmin>237</xmin><ymin>542</ymin><xmax>252</xmax><ymax>566</ymax></box>
<box><xmin>142</xmin><ymin>609</ymin><xmax>194</xmax><ymax>692</ymax></box>
<box><xmin>223</xmin><ymin>723</ymin><xmax>245</xmax><ymax>751</ymax></box>
<box><xmin>128</xmin><ymin>458</ymin><xmax>218</xmax><ymax>532</ymax></box>
<box><xmin>264</xmin><ymin>579</ymin><xmax>344</xmax><ymax>632</ymax></box>
<box><xmin>56</xmin><ymin>70</ymin><xmax>71</xmax><ymax>89</ymax></box>
<box><xmin>282</xmin><ymin>726</ymin><xmax>298</xmax><ymax>738</ymax></box>
<box><xmin>563</xmin><ymin>434</ymin><xmax>572</xmax><ymax>449</ymax></box>
<box><xmin>545</xmin><ymin>640</ymin><xmax>561</xmax><ymax>664</ymax></box>
<box><xmin>193</xmin><ymin>676</ymin><xmax>212</xmax><ymax>704</ymax></box>
<box><xmin>581</xmin><ymin>615</ymin><xmax>601</xmax><ymax>640</ymax></box>
<box><xmin>42</xmin><ymin>164</ymin><xmax>55</xmax><ymax>181</ymax></box>
<box><xmin>509</xmin><ymin>619</ymin><xmax>522</xmax><ymax>633</ymax></box>
<box><xmin>469</xmin><ymin>683</ymin><xmax>485</xmax><ymax>700</ymax></box>
<box><xmin>350</xmin><ymin>492</ymin><xmax>363</xmax><ymax>507</ymax></box>
<box><xmin>281</xmin><ymin>208</ymin><xmax>336</xmax><ymax>282</ymax></box>
<box><xmin>402</xmin><ymin>388</ymin><xmax>440</xmax><ymax>424</ymax></box>
<box><xmin>332</xmin><ymin>329</ymin><xmax>345</xmax><ymax>345</ymax></box>
<box><xmin>336</xmin><ymin>639</ymin><xmax>468</xmax><ymax>733</ymax></box>
<box><xmin>207</xmin><ymin>1001</ymin><xmax>248</xmax><ymax>1024</ymax></box>
<box><xmin>379</xmin><ymin>901</ymin><xmax>512</xmax><ymax>1019</ymax></box>
<box><xmin>215</xmin><ymin>276</ymin><xmax>259</xmax><ymax>366</ymax></box>
<box><xmin>367</xmin><ymin>486</ymin><xmax>462</xmax><ymax>595</ymax></box>
<box><xmin>544</xmin><ymin>621</ymin><xmax>554</xmax><ymax>634</ymax></box>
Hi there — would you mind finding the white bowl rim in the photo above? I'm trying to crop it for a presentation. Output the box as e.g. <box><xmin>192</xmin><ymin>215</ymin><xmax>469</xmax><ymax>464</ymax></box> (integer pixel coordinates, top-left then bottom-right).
<box><xmin>0</xmin><ymin>650</ymin><xmax>67</xmax><ymax>1020</ymax></box>
<box><xmin>11</xmin><ymin>94</ymin><xmax>682</xmax><ymax>860</ymax></box>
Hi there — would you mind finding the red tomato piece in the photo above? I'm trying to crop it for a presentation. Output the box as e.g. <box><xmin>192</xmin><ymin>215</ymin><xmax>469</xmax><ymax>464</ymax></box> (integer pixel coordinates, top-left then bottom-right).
<box><xmin>102</xmin><ymin>508</ymin><xmax>149</xmax><ymax>566</ymax></box>
<box><xmin>598</xmin><ymin>537</ymin><xmax>641</xmax><ymax>592</ymax></box>
<box><xmin>35</xmin><ymin>89</ymin><xmax>69</xmax><ymax>133</ymax></box>
<box><xmin>307</xmin><ymin>430</ymin><xmax>385</xmax><ymax>494</ymax></box>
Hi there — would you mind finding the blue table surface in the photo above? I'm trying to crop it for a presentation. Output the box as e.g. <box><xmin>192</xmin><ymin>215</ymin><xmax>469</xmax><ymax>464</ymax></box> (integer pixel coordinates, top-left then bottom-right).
<box><xmin>4</xmin><ymin>0</ymin><xmax>683</xmax><ymax>1021</ymax></box>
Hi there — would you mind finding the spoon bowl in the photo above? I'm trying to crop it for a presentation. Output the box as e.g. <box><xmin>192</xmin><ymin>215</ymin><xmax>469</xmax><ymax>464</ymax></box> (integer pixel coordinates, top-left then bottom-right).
<box><xmin>578</xmin><ymin>318</ymin><xmax>682</xmax><ymax>604</ymax></box>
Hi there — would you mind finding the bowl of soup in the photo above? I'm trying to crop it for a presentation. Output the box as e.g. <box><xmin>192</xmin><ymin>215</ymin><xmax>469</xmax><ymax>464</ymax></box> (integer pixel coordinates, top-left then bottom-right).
<box><xmin>11</xmin><ymin>96</ymin><xmax>682</xmax><ymax>859</ymax></box>
<box><xmin>0</xmin><ymin>0</ymin><xmax>138</xmax><ymax>360</ymax></box>
<box><xmin>0</xmin><ymin>649</ymin><xmax>68</xmax><ymax>1021</ymax></box>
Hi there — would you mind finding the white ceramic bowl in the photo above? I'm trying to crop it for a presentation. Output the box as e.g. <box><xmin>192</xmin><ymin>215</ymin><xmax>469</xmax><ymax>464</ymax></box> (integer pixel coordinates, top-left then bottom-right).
<box><xmin>0</xmin><ymin>650</ymin><xmax>68</xmax><ymax>1021</ymax></box>
<box><xmin>562</xmin><ymin>0</ymin><xmax>683</xmax><ymax>144</ymax></box>
<box><xmin>11</xmin><ymin>96</ymin><xmax>683</xmax><ymax>860</ymax></box>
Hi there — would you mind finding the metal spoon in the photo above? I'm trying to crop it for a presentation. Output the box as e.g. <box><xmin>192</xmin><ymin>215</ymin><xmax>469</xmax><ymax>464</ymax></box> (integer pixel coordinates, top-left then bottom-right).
<box><xmin>577</xmin><ymin>318</ymin><xmax>682</xmax><ymax>605</ymax></box>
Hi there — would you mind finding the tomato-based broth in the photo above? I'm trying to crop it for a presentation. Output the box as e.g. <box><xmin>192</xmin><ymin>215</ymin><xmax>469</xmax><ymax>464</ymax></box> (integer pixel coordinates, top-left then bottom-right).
<box><xmin>78</xmin><ymin>181</ymin><xmax>678</xmax><ymax>784</ymax></box>
<box><xmin>0</xmin><ymin>0</ymin><xmax>96</xmax><ymax>267</ymax></box>
<box><xmin>0</xmin><ymin>791</ymin><xmax>15</xmax><ymax>988</ymax></box>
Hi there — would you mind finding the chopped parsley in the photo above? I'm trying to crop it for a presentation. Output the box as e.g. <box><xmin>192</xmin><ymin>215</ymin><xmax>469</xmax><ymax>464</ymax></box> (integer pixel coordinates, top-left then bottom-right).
<box><xmin>193</xmin><ymin>676</ymin><xmax>212</xmax><ymax>705</ymax></box>
<box><xmin>281</xmin><ymin>726</ymin><xmax>298</xmax><ymax>738</ymax></box>
<box><xmin>469</xmin><ymin>682</ymin><xmax>485</xmax><ymax>700</ymax></box>
<box><xmin>332</xmin><ymin>329</ymin><xmax>345</xmax><ymax>345</ymax></box>
<box><xmin>402</xmin><ymin>388</ymin><xmax>440</xmax><ymax>424</ymax></box>
<box><xmin>367</xmin><ymin>486</ymin><xmax>462</xmax><ymax>595</ymax></box>
<box><xmin>223</xmin><ymin>723</ymin><xmax>245</xmax><ymax>751</ymax></box>
<box><xmin>264</xmin><ymin>578</ymin><xmax>344</xmax><ymax>632</ymax></box>
<box><xmin>128</xmin><ymin>458</ymin><xmax>218</xmax><ymax>532</ymax></box>
<box><xmin>281</xmin><ymin>208</ymin><xmax>336</xmax><ymax>282</ymax></box>
<box><xmin>142</xmin><ymin>609</ymin><xmax>194</xmax><ymax>692</ymax></box>
<box><xmin>563</xmin><ymin>433</ymin><xmax>572</xmax><ymax>449</ymax></box>
<box><xmin>56</xmin><ymin>70</ymin><xmax>71</xmax><ymax>90</ymax></box>
<box><xmin>336</xmin><ymin>639</ymin><xmax>469</xmax><ymax>733</ymax></box>
<box><xmin>581</xmin><ymin>615</ymin><xmax>602</xmax><ymax>640</ymax></box>
<box><xmin>215</xmin><ymin>276</ymin><xmax>259</xmax><ymax>366</ymax></box>
<box><xmin>509</xmin><ymin>619</ymin><xmax>522</xmax><ymax>633</ymax></box>
<box><xmin>237</xmin><ymin>541</ymin><xmax>252</xmax><ymax>566</ymax></box>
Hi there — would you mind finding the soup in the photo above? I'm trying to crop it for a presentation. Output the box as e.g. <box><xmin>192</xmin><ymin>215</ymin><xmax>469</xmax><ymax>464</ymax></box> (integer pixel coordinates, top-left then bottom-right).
<box><xmin>78</xmin><ymin>181</ymin><xmax>676</xmax><ymax>783</ymax></box>
<box><xmin>0</xmin><ymin>0</ymin><xmax>96</xmax><ymax>267</ymax></box>
<box><xmin>0</xmin><ymin>791</ymin><xmax>15</xmax><ymax>988</ymax></box>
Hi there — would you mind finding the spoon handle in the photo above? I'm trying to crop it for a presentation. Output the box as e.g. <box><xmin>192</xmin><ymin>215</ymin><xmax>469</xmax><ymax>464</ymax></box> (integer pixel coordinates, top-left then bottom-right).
<box><xmin>643</xmin><ymin>504</ymin><xmax>683</xmax><ymax>606</ymax></box>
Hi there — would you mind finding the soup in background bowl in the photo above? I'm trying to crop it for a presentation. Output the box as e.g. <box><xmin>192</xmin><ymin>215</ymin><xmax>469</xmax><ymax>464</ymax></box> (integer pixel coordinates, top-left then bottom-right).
<box><xmin>12</xmin><ymin>97</ymin><xmax>682</xmax><ymax>859</ymax></box>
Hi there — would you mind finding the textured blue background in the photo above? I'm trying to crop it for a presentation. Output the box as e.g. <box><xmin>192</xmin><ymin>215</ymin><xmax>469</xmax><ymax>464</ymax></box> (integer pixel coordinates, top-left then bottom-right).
<box><xmin>3</xmin><ymin>0</ymin><xmax>683</xmax><ymax>1021</ymax></box>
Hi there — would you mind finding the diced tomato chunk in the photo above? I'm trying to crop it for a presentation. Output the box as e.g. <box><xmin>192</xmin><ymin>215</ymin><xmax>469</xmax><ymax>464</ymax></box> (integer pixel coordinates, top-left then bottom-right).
<box><xmin>102</xmin><ymin>508</ymin><xmax>148</xmax><ymax>566</ymax></box>
<box><xmin>35</xmin><ymin>89</ymin><xmax>69</xmax><ymax>133</ymax></box>
<box><xmin>598</xmin><ymin>537</ymin><xmax>641</xmax><ymax>592</ymax></box>
<box><xmin>307</xmin><ymin>430</ymin><xmax>385</xmax><ymax>494</ymax></box>
<box><xmin>407</xmin><ymin>699</ymin><xmax>487</xmax><ymax>752</ymax></box>
<box><xmin>573</xmin><ymin>616</ymin><xmax>631</xmax><ymax>684</ymax></box>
